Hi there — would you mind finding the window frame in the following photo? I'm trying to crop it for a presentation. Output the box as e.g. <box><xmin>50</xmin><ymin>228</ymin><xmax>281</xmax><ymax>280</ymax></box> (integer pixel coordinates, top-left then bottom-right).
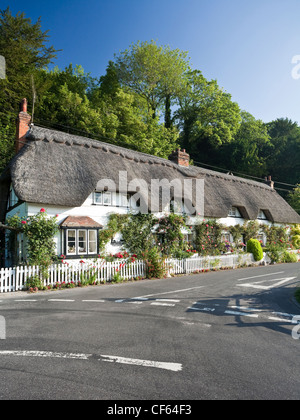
<box><xmin>228</xmin><ymin>206</ymin><xmax>242</xmax><ymax>218</ymax></box>
<box><xmin>93</xmin><ymin>191</ymin><xmax>112</xmax><ymax>206</ymax></box>
<box><xmin>63</xmin><ymin>227</ymin><xmax>100</xmax><ymax>258</ymax></box>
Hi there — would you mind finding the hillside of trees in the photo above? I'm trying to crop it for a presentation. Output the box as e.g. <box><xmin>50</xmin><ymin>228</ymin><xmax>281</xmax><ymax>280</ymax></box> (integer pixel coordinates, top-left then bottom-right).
<box><xmin>0</xmin><ymin>7</ymin><xmax>299</xmax><ymax>213</ymax></box>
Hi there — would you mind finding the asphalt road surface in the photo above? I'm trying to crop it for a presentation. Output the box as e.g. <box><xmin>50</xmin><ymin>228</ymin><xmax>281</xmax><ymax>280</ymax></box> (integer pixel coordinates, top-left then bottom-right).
<box><xmin>0</xmin><ymin>262</ymin><xmax>299</xmax><ymax>401</ymax></box>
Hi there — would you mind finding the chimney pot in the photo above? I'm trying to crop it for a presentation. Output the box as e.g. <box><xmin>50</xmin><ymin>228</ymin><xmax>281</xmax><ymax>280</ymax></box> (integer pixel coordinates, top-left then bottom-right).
<box><xmin>20</xmin><ymin>98</ymin><xmax>28</xmax><ymax>113</ymax></box>
<box><xmin>264</xmin><ymin>175</ymin><xmax>274</xmax><ymax>189</ymax></box>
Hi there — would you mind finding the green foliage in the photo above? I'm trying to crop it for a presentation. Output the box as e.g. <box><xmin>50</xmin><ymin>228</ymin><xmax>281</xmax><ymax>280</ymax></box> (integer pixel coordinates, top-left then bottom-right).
<box><xmin>246</xmin><ymin>239</ymin><xmax>264</xmax><ymax>261</ymax></box>
<box><xmin>287</xmin><ymin>184</ymin><xmax>300</xmax><ymax>215</ymax></box>
<box><xmin>243</xmin><ymin>221</ymin><xmax>260</xmax><ymax>243</ymax></box>
<box><xmin>26</xmin><ymin>274</ymin><xmax>43</xmax><ymax>291</ymax></box>
<box><xmin>0</xmin><ymin>7</ymin><xmax>58</xmax><ymax>171</ymax></box>
<box><xmin>114</xmin><ymin>40</ymin><xmax>191</xmax><ymax>124</ymax></box>
<box><xmin>0</xmin><ymin>122</ymin><xmax>14</xmax><ymax>173</ymax></box>
<box><xmin>121</xmin><ymin>213</ymin><xmax>155</xmax><ymax>257</ymax></box>
<box><xmin>261</xmin><ymin>224</ymin><xmax>289</xmax><ymax>248</ymax></box>
<box><xmin>281</xmin><ymin>251</ymin><xmax>298</xmax><ymax>263</ymax></box>
<box><xmin>98</xmin><ymin>213</ymin><xmax>129</xmax><ymax>251</ymax></box>
<box><xmin>177</xmin><ymin>70</ymin><xmax>241</xmax><ymax>153</ymax></box>
<box><xmin>228</xmin><ymin>224</ymin><xmax>244</xmax><ymax>244</ymax></box>
<box><xmin>156</xmin><ymin>213</ymin><xmax>187</xmax><ymax>256</ymax></box>
<box><xmin>143</xmin><ymin>246</ymin><xmax>167</xmax><ymax>279</ymax></box>
<box><xmin>194</xmin><ymin>220</ymin><xmax>225</xmax><ymax>256</ymax></box>
<box><xmin>6</xmin><ymin>208</ymin><xmax>59</xmax><ymax>277</ymax></box>
<box><xmin>291</xmin><ymin>225</ymin><xmax>300</xmax><ymax>248</ymax></box>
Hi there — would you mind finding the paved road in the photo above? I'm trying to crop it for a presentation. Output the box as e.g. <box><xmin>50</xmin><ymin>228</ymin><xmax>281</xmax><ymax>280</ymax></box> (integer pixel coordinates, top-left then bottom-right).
<box><xmin>0</xmin><ymin>263</ymin><xmax>299</xmax><ymax>401</ymax></box>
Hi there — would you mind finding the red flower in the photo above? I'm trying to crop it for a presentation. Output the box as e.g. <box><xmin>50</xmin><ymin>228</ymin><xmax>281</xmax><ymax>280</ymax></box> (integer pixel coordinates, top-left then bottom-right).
<box><xmin>40</xmin><ymin>208</ymin><xmax>46</xmax><ymax>213</ymax></box>
<box><xmin>21</xmin><ymin>220</ymin><xmax>27</xmax><ymax>225</ymax></box>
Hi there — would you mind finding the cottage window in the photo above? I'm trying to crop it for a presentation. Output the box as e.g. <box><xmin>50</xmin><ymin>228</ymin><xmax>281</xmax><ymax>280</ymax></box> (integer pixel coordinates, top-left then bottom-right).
<box><xmin>258</xmin><ymin>210</ymin><xmax>267</xmax><ymax>220</ymax></box>
<box><xmin>93</xmin><ymin>191</ymin><xmax>112</xmax><ymax>205</ymax></box>
<box><xmin>67</xmin><ymin>230</ymin><xmax>76</xmax><ymax>255</ymax></box>
<box><xmin>94</xmin><ymin>192</ymin><xmax>103</xmax><ymax>205</ymax></box>
<box><xmin>103</xmin><ymin>192</ymin><xmax>111</xmax><ymax>205</ymax></box>
<box><xmin>228</xmin><ymin>207</ymin><xmax>241</xmax><ymax>218</ymax></box>
<box><xmin>66</xmin><ymin>229</ymin><xmax>98</xmax><ymax>256</ymax></box>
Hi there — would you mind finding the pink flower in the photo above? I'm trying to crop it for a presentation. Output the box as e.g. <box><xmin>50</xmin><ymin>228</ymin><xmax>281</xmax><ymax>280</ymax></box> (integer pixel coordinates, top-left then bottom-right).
<box><xmin>40</xmin><ymin>208</ymin><xmax>46</xmax><ymax>213</ymax></box>
<box><xmin>21</xmin><ymin>220</ymin><xmax>27</xmax><ymax>225</ymax></box>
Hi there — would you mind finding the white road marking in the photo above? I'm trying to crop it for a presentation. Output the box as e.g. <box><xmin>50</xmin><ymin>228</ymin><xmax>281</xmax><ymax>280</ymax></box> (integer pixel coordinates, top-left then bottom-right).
<box><xmin>188</xmin><ymin>307</ymin><xmax>215</xmax><ymax>312</ymax></box>
<box><xmin>133</xmin><ymin>285</ymin><xmax>203</xmax><ymax>300</ymax></box>
<box><xmin>133</xmin><ymin>297</ymin><xmax>149</xmax><ymax>301</ymax></box>
<box><xmin>155</xmin><ymin>299</ymin><xmax>180</xmax><ymax>303</ymax></box>
<box><xmin>225</xmin><ymin>310</ymin><xmax>259</xmax><ymax>318</ymax></box>
<box><xmin>48</xmin><ymin>299</ymin><xmax>75</xmax><ymax>302</ymax></box>
<box><xmin>99</xmin><ymin>355</ymin><xmax>182</xmax><ymax>372</ymax></box>
<box><xmin>238</xmin><ymin>277</ymin><xmax>296</xmax><ymax>290</ymax></box>
<box><xmin>237</xmin><ymin>272</ymin><xmax>285</xmax><ymax>281</ymax></box>
<box><xmin>14</xmin><ymin>300</ymin><xmax>37</xmax><ymax>302</ymax></box>
<box><xmin>0</xmin><ymin>350</ymin><xmax>182</xmax><ymax>372</ymax></box>
<box><xmin>0</xmin><ymin>350</ymin><xmax>91</xmax><ymax>360</ymax></box>
<box><xmin>150</xmin><ymin>302</ymin><xmax>175</xmax><ymax>307</ymax></box>
<box><xmin>82</xmin><ymin>300</ymin><xmax>105</xmax><ymax>303</ymax></box>
<box><xmin>229</xmin><ymin>305</ymin><xmax>263</xmax><ymax>312</ymax></box>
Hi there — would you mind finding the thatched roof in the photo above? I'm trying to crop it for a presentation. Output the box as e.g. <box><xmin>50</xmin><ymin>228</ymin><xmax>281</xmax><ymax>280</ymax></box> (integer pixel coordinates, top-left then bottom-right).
<box><xmin>1</xmin><ymin>125</ymin><xmax>300</xmax><ymax>224</ymax></box>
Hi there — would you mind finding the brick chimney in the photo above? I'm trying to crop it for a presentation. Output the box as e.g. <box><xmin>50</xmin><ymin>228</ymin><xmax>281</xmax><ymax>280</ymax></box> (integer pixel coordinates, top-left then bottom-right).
<box><xmin>15</xmin><ymin>98</ymin><xmax>31</xmax><ymax>154</ymax></box>
<box><xmin>168</xmin><ymin>148</ymin><xmax>190</xmax><ymax>167</ymax></box>
<box><xmin>264</xmin><ymin>175</ymin><xmax>274</xmax><ymax>189</ymax></box>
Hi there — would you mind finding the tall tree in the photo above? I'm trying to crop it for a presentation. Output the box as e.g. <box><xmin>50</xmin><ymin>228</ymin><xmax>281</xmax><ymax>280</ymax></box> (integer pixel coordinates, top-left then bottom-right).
<box><xmin>0</xmin><ymin>7</ymin><xmax>59</xmax><ymax>172</ymax></box>
<box><xmin>176</xmin><ymin>70</ymin><xmax>241</xmax><ymax>165</ymax></box>
<box><xmin>266</xmin><ymin>118</ymin><xmax>300</xmax><ymax>189</ymax></box>
<box><xmin>0</xmin><ymin>7</ymin><xmax>58</xmax><ymax>112</ymax></box>
<box><xmin>114</xmin><ymin>40</ymin><xmax>190</xmax><ymax>127</ymax></box>
<box><xmin>220</xmin><ymin>111</ymin><xmax>271</xmax><ymax>177</ymax></box>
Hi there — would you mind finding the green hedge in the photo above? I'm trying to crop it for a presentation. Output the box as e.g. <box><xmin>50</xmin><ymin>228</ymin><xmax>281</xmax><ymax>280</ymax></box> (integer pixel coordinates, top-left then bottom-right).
<box><xmin>247</xmin><ymin>238</ymin><xmax>264</xmax><ymax>261</ymax></box>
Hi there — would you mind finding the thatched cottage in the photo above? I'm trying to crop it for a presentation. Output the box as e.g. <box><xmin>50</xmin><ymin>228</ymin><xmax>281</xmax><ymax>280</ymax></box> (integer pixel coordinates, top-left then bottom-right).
<box><xmin>0</xmin><ymin>99</ymin><xmax>299</xmax><ymax>266</ymax></box>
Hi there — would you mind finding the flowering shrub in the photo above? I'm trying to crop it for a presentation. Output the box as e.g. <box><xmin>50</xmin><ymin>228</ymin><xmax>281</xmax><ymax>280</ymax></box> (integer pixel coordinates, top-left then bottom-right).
<box><xmin>194</xmin><ymin>220</ymin><xmax>225</xmax><ymax>256</ymax></box>
<box><xmin>155</xmin><ymin>213</ymin><xmax>188</xmax><ymax>256</ymax></box>
<box><xmin>143</xmin><ymin>246</ymin><xmax>167</xmax><ymax>279</ymax></box>
<box><xmin>6</xmin><ymin>209</ymin><xmax>59</xmax><ymax>278</ymax></box>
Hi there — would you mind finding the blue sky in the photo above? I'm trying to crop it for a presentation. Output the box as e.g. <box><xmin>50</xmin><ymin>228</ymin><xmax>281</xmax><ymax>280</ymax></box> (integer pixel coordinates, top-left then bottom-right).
<box><xmin>5</xmin><ymin>0</ymin><xmax>300</xmax><ymax>123</ymax></box>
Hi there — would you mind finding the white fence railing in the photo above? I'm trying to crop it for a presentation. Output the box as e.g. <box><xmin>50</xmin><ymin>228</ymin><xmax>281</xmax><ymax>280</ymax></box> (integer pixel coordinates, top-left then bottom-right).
<box><xmin>0</xmin><ymin>251</ymin><xmax>296</xmax><ymax>294</ymax></box>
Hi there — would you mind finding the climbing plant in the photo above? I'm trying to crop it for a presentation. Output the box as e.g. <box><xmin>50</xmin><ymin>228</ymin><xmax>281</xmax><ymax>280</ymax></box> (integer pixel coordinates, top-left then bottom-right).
<box><xmin>6</xmin><ymin>208</ymin><xmax>59</xmax><ymax>277</ymax></box>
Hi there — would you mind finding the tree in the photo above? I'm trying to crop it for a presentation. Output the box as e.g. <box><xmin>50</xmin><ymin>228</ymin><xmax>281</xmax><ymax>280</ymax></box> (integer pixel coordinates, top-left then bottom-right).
<box><xmin>0</xmin><ymin>7</ymin><xmax>58</xmax><ymax>112</ymax></box>
<box><xmin>266</xmin><ymin>118</ymin><xmax>300</xmax><ymax>191</ymax></box>
<box><xmin>287</xmin><ymin>184</ymin><xmax>300</xmax><ymax>214</ymax></box>
<box><xmin>114</xmin><ymin>40</ymin><xmax>191</xmax><ymax>126</ymax></box>
<box><xmin>0</xmin><ymin>7</ymin><xmax>59</xmax><ymax>171</ymax></box>
<box><xmin>220</xmin><ymin>111</ymin><xmax>271</xmax><ymax>177</ymax></box>
<box><xmin>176</xmin><ymin>70</ymin><xmax>241</xmax><ymax>165</ymax></box>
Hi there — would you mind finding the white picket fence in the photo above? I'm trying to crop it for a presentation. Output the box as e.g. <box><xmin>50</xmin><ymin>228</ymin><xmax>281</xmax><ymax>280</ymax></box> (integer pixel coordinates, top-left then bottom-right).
<box><xmin>0</xmin><ymin>252</ymin><xmax>271</xmax><ymax>294</ymax></box>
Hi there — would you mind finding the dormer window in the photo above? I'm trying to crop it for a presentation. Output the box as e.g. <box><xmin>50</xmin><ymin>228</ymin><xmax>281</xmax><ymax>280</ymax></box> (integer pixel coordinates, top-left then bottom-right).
<box><xmin>228</xmin><ymin>206</ymin><xmax>241</xmax><ymax>218</ymax></box>
<box><xmin>258</xmin><ymin>210</ymin><xmax>267</xmax><ymax>220</ymax></box>
<box><xmin>93</xmin><ymin>191</ymin><xmax>112</xmax><ymax>206</ymax></box>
